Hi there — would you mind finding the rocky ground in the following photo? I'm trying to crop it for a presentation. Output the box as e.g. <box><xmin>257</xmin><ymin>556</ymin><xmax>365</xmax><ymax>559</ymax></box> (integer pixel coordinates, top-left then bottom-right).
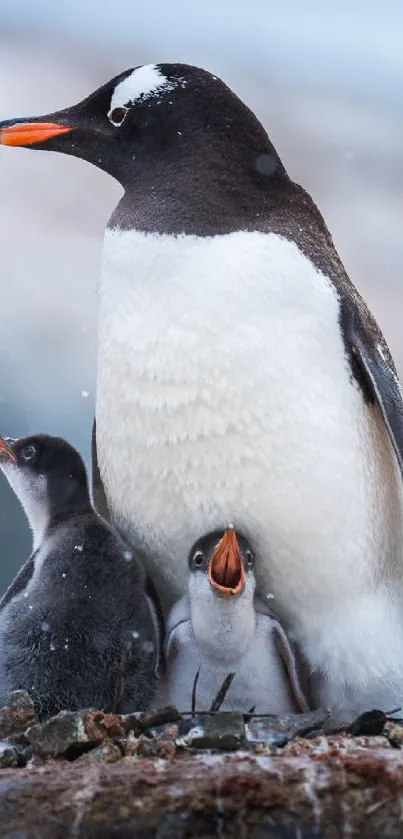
<box><xmin>2</xmin><ymin>692</ymin><xmax>403</xmax><ymax>837</ymax></box>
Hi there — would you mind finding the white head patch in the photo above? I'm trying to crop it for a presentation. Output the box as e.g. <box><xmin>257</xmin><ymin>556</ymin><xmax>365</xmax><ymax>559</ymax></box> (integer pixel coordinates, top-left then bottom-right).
<box><xmin>110</xmin><ymin>64</ymin><xmax>185</xmax><ymax>110</ymax></box>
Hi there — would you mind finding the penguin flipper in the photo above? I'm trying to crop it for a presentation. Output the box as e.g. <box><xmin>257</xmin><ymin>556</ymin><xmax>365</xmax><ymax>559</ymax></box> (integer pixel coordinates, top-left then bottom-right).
<box><xmin>271</xmin><ymin>619</ymin><xmax>310</xmax><ymax>713</ymax></box>
<box><xmin>91</xmin><ymin>417</ymin><xmax>110</xmax><ymax>520</ymax></box>
<box><xmin>145</xmin><ymin>574</ymin><xmax>166</xmax><ymax>678</ymax></box>
<box><xmin>165</xmin><ymin>620</ymin><xmax>190</xmax><ymax>661</ymax></box>
<box><xmin>0</xmin><ymin>551</ymin><xmax>37</xmax><ymax>610</ymax></box>
<box><xmin>343</xmin><ymin>304</ymin><xmax>403</xmax><ymax>480</ymax></box>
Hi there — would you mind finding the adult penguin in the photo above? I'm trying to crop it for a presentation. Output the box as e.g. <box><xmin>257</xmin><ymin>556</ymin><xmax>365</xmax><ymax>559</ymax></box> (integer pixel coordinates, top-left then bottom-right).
<box><xmin>1</xmin><ymin>63</ymin><xmax>403</xmax><ymax>720</ymax></box>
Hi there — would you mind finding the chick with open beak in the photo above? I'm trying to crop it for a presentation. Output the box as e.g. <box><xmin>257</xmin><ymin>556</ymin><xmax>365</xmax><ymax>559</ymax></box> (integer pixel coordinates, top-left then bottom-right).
<box><xmin>154</xmin><ymin>527</ymin><xmax>309</xmax><ymax>714</ymax></box>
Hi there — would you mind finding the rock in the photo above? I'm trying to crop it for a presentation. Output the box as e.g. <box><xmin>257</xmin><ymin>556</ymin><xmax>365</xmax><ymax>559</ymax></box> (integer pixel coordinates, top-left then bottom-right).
<box><xmin>246</xmin><ymin>708</ymin><xmax>331</xmax><ymax>748</ymax></box>
<box><xmin>128</xmin><ymin>734</ymin><xmax>162</xmax><ymax>758</ymax></box>
<box><xmin>385</xmin><ymin>721</ymin><xmax>403</xmax><ymax>748</ymax></box>
<box><xmin>124</xmin><ymin>728</ymin><xmax>177</xmax><ymax>760</ymax></box>
<box><xmin>1</xmin><ymin>739</ymin><xmax>403</xmax><ymax>837</ymax></box>
<box><xmin>135</xmin><ymin>705</ymin><xmax>182</xmax><ymax>732</ymax></box>
<box><xmin>25</xmin><ymin>710</ymin><xmax>127</xmax><ymax>756</ymax></box>
<box><xmin>77</xmin><ymin>739</ymin><xmax>123</xmax><ymax>764</ymax></box>
<box><xmin>179</xmin><ymin>712</ymin><xmax>246</xmax><ymax>751</ymax></box>
<box><xmin>25</xmin><ymin>752</ymin><xmax>51</xmax><ymax>769</ymax></box>
<box><xmin>350</xmin><ymin>709</ymin><xmax>389</xmax><ymax>737</ymax></box>
<box><xmin>25</xmin><ymin>710</ymin><xmax>88</xmax><ymax>755</ymax></box>
<box><xmin>0</xmin><ymin>690</ymin><xmax>36</xmax><ymax>738</ymax></box>
<box><xmin>0</xmin><ymin>740</ymin><xmax>19</xmax><ymax>768</ymax></box>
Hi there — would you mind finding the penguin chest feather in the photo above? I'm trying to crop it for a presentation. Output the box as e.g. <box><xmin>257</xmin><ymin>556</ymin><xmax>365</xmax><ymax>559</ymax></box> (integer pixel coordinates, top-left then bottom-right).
<box><xmin>96</xmin><ymin>228</ymin><xmax>403</xmax><ymax>628</ymax></box>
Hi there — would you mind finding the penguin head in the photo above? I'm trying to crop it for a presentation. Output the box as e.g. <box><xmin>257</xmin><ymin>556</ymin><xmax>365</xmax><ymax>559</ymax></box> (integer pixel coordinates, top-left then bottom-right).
<box><xmin>0</xmin><ymin>63</ymin><xmax>285</xmax><ymax>188</ymax></box>
<box><xmin>188</xmin><ymin>526</ymin><xmax>256</xmax><ymax>599</ymax></box>
<box><xmin>0</xmin><ymin>434</ymin><xmax>90</xmax><ymax>542</ymax></box>
<box><xmin>187</xmin><ymin>526</ymin><xmax>257</xmax><ymax>659</ymax></box>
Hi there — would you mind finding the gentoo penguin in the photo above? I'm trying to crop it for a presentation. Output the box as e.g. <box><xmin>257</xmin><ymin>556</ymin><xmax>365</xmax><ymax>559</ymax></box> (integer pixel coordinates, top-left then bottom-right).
<box><xmin>1</xmin><ymin>64</ymin><xmax>403</xmax><ymax>720</ymax></box>
<box><xmin>0</xmin><ymin>434</ymin><xmax>160</xmax><ymax>718</ymax></box>
<box><xmin>154</xmin><ymin>527</ymin><xmax>309</xmax><ymax>714</ymax></box>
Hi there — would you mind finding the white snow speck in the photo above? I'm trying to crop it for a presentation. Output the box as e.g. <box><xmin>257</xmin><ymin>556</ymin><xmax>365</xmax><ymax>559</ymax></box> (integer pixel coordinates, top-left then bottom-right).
<box><xmin>123</xmin><ymin>550</ymin><xmax>133</xmax><ymax>562</ymax></box>
<box><xmin>267</xmin><ymin>593</ymin><xmax>275</xmax><ymax>600</ymax></box>
<box><xmin>132</xmin><ymin>630</ymin><xmax>139</xmax><ymax>639</ymax></box>
<box><xmin>81</xmin><ymin>390</ymin><xmax>89</xmax><ymax>398</ymax></box>
<box><xmin>41</xmin><ymin>622</ymin><xmax>50</xmax><ymax>632</ymax></box>
<box><xmin>74</xmin><ymin>545</ymin><xmax>83</xmax><ymax>552</ymax></box>
<box><xmin>49</xmin><ymin>641</ymin><xmax>56</xmax><ymax>651</ymax></box>
<box><xmin>62</xmin><ymin>573</ymin><xmax>66</xmax><ymax>578</ymax></box>
<box><xmin>64</xmin><ymin>644</ymin><xmax>69</xmax><ymax>650</ymax></box>
<box><xmin>28</xmin><ymin>605</ymin><xmax>33</xmax><ymax>610</ymax></box>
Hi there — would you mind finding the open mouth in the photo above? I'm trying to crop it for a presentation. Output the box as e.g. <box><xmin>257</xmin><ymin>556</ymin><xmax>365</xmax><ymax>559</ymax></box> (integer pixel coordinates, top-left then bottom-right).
<box><xmin>0</xmin><ymin>436</ymin><xmax>15</xmax><ymax>461</ymax></box>
<box><xmin>208</xmin><ymin>527</ymin><xmax>245</xmax><ymax>596</ymax></box>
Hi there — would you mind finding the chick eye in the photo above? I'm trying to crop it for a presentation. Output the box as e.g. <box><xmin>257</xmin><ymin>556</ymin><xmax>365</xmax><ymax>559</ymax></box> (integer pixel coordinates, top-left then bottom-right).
<box><xmin>245</xmin><ymin>550</ymin><xmax>254</xmax><ymax>567</ymax></box>
<box><xmin>20</xmin><ymin>444</ymin><xmax>37</xmax><ymax>462</ymax></box>
<box><xmin>193</xmin><ymin>551</ymin><xmax>204</xmax><ymax>568</ymax></box>
<box><xmin>108</xmin><ymin>106</ymin><xmax>129</xmax><ymax>127</ymax></box>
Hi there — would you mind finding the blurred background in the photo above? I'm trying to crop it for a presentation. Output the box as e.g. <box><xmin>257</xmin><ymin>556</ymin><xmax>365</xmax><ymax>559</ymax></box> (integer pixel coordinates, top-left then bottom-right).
<box><xmin>0</xmin><ymin>1</ymin><xmax>402</xmax><ymax>592</ymax></box>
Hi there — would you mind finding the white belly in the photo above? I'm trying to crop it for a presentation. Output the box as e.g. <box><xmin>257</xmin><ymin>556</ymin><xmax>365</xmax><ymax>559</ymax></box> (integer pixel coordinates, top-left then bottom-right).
<box><xmin>155</xmin><ymin>613</ymin><xmax>297</xmax><ymax>714</ymax></box>
<box><xmin>96</xmin><ymin>228</ymin><xmax>403</xmax><ymax>712</ymax></box>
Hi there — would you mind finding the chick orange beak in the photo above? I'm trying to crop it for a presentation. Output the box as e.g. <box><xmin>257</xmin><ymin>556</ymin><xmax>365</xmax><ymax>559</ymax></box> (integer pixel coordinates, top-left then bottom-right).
<box><xmin>0</xmin><ymin>437</ymin><xmax>15</xmax><ymax>461</ymax></box>
<box><xmin>208</xmin><ymin>527</ymin><xmax>245</xmax><ymax>596</ymax></box>
<box><xmin>0</xmin><ymin>122</ymin><xmax>74</xmax><ymax>147</ymax></box>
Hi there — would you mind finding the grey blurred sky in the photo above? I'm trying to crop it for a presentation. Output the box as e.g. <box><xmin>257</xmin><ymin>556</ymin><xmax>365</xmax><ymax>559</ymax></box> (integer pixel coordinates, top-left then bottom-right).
<box><xmin>0</xmin><ymin>1</ymin><xmax>402</xmax><ymax>590</ymax></box>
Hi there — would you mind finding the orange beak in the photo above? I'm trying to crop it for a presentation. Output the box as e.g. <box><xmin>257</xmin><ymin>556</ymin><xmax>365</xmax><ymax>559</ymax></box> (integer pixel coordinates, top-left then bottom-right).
<box><xmin>0</xmin><ymin>437</ymin><xmax>15</xmax><ymax>461</ymax></box>
<box><xmin>208</xmin><ymin>527</ymin><xmax>245</xmax><ymax>596</ymax></box>
<box><xmin>0</xmin><ymin>122</ymin><xmax>74</xmax><ymax>147</ymax></box>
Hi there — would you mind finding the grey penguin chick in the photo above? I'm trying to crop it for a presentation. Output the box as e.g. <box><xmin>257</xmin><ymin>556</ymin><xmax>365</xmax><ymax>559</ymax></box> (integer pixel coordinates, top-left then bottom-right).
<box><xmin>0</xmin><ymin>434</ymin><xmax>160</xmax><ymax>718</ymax></box>
<box><xmin>154</xmin><ymin>527</ymin><xmax>309</xmax><ymax>714</ymax></box>
<box><xmin>4</xmin><ymin>65</ymin><xmax>403</xmax><ymax>721</ymax></box>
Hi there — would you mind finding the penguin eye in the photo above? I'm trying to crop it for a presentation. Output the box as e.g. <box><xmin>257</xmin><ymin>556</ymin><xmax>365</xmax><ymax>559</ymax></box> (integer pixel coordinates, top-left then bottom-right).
<box><xmin>245</xmin><ymin>550</ymin><xmax>254</xmax><ymax>567</ymax></box>
<box><xmin>108</xmin><ymin>106</ymin><xmax>129</xmax><ymax>127</ymax></box>
<box><xmin>193</xmin><ymin>551</ymin><xmax>204</xmax><ymax>568</ymax></box>
<box><xmin>20</xmin><ymin>444</ymin><xmax>37</xmax><ymax>463</ymax></box>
